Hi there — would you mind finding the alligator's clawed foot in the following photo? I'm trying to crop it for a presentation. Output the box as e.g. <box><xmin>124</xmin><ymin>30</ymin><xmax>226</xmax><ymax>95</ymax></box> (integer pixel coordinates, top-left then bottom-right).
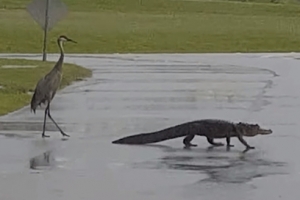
<box><xmin>184</xmin><ymin>143</ymin><xmax>197</xmax><ymax>149</ymax></box>
<box><xmin>226</xmin><ymin>145</ymin><xmax>234</xmax><ymax>151</ymax></box>
<box><xmin>226</xmin><ymin>144</ymin><xmax>234</xmax><ymax>151</ymax></box>
<box><xmin>242</xmin><ymin>146</ymin><xmax>255</xmax><ymax>153</ymax></box>
<box><xmin>183</xmin><ymin>141</ymin><xmax>197</xmax><ymax>149</ymax></box>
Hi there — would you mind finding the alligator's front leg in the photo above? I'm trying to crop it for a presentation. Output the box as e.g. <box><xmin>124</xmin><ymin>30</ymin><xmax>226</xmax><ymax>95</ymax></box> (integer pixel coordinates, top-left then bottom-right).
<box><xmin>237</xmin><ymin>134</ymin><xmax>255</xmax><ymax>152</ymax></box>
<box><xmin>183</xmin><ymin>134</ymin><xmax>197</xmax><ymax>148</ymax></box>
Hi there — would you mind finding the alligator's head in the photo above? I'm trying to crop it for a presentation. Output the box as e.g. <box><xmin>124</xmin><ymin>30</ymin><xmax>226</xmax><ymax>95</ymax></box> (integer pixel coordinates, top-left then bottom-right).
<box><xmin>236</xmin><ymin>122</ymin><xmax>272</xmax><ymax>137</ymax></box>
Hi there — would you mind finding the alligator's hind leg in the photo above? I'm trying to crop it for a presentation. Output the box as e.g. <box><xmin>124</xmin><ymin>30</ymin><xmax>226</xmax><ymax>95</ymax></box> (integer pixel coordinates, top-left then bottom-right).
<box><xmin>226</xmin><ymin>136</ymin><xmax>234</xmax><ymax>147</ymax></box>
<box><xmin>183</xmin><ymin>134</ymin><xmax>197</xmax><ymax>148</ymax></box>
<box><xmin>206</xmin><ymin>137</ymin><xmax>224</xmax><ymax>146</ymax></box>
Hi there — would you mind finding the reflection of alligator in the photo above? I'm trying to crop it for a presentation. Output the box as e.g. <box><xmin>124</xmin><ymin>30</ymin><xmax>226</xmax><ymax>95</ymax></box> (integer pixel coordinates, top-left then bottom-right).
<box><xmin>112</xmin><ymin>119</ymin><xmax>272</xmax><ymax>152</ymax></box>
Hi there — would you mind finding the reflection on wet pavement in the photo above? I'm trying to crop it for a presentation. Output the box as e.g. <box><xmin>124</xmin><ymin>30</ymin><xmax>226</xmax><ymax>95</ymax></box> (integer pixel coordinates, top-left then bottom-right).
<box><xmin>30</xmin><ymin>150</ymin><xmax>55</xmax><ymax>171</ymax></box>
<box><xmin>132</xmin><ymin>145</ymin><xmax>287</xmax><ymax>184</ymax></box>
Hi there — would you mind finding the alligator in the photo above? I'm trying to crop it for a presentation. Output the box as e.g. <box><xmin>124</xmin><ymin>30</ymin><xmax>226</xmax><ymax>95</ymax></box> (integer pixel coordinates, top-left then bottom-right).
<box><xmin>112</xmin><ymin>119</ymin><xmax>272</xmax><ymax>152</ymax></box>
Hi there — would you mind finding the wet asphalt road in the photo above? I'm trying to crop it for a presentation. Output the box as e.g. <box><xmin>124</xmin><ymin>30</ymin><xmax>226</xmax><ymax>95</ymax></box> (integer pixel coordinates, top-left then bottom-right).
<box><xmin>0</xmin><ymin>53</ymin><xmax>298</xmax><ymax>199</ymax></box>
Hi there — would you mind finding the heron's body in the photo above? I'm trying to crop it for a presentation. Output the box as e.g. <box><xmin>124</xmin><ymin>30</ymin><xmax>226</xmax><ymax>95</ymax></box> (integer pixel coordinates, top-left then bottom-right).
<box><xmin>31</xmin><ymin>55</ymin><xmax>63</xmax><ymax>112</ymax></box>
<box><xmin>30</xmin><ymin>35</ymin><xmax>76</xmax><ymax>138</ymax></box>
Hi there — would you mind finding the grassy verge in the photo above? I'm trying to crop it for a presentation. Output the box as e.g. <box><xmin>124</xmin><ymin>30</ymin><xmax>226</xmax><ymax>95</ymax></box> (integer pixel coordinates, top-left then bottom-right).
<box><xmin>0</xmin><ymin>58</ymin><xmax>92</xmax><ymax>116</ymax></box>
<box><xmin>0</xmin><ymin>0</ymin><xmax>300</xmax><ymax>53</ymax></box>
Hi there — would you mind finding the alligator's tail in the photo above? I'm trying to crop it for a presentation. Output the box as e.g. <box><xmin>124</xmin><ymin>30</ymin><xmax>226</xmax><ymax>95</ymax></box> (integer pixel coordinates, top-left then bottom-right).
<box><xmin>112</xmin><ymin>122</ymin><xmax>194</xmax><ymax>145</ymax></box>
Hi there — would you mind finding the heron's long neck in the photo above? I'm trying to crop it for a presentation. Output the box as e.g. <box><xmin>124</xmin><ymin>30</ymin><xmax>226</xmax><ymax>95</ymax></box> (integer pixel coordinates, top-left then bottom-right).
<box><xmin>54</xmin><ymin>40</ymin><xmax>64</xmax><ymax>72</ymax></box>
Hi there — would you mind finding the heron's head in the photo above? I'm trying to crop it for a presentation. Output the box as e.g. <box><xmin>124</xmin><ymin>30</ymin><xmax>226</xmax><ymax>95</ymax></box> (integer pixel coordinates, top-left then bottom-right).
<box><xmin>58</xmin><ymin>35</ymin><xmax>77</xmax><ymax>43</ymax></box>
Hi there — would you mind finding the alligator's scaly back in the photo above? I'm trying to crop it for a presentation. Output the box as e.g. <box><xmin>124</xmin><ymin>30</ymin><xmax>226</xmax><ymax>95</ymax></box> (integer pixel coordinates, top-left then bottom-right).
<box><xmin>112</xmin><ymin>121</ymin><xmax>197</xmax><ymax>144</ymax></box>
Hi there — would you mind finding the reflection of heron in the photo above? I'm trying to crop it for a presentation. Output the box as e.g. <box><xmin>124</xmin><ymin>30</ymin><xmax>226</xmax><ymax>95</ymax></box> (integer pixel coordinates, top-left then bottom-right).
<box><xmin>207</xmin><ymin>90</ymin><xmax>217</xmax><ymax>101</ymax></box>
<box><xmin>30</xmin><ymin>35</ymin><xmax>77</xmax><ymax>138</ymax></box>
<box><xmin>227</xmin><ymin>94</ymin><xmax>234</xmax><ymax>103</ymax></box>
<box><xmin>29</xmin><ymin>151</ymin><xmax>53</xmax><ymax>170</ymax></box>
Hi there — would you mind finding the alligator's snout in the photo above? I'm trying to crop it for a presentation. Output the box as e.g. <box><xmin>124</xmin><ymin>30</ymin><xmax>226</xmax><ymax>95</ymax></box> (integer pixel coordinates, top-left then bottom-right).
<box><xmin>260</xmin><ymin>128</ymin><xmax>272</xmax><ymax>135</ymax></box>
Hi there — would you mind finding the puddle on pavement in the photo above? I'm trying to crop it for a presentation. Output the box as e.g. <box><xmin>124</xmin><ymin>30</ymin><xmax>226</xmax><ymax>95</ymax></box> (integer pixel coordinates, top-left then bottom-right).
<box><xmin>132</xmin><ymin>146</ymin><xmax>287</xmax><ymax>184</ymax></box>
<box><xmin>29</xmin><ymin>150</ymin><xmax>55</xmax><ymax>171</ymax></box>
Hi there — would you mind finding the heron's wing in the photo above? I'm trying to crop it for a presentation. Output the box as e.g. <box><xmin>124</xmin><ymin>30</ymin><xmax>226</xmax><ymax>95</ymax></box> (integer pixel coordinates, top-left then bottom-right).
<box><xmin>30</xmin><ymin>71</ymin><xmax>62</xmax><ymax>111</ymax></box>
<box><xmin>30</xmin><ymin>76</ymin><xmax>52</xmax><ymax>112</ymax></box>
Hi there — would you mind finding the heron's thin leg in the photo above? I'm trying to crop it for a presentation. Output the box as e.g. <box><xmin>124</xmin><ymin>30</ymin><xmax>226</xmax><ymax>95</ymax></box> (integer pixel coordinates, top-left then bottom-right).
<box><xmin>42</xmin><ymin>105</ymin><xmax>50</xmax><ymax>138</ymax></box>
<box><xmin>47</xmin><ymin>104</ymin><xmax>70</xmax><ymax>137</ymax></box>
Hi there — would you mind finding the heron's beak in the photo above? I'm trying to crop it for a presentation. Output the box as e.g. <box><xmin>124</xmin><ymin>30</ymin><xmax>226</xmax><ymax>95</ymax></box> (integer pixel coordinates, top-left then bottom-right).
<box><xmin>68</xmin><ymin>38</ymin><xmax>77</xmax><ymax>43</ymax></box>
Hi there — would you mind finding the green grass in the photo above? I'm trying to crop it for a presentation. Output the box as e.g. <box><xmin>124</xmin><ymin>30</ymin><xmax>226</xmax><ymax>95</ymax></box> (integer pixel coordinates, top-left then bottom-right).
<box><xmin>0</xmin><ymin>58</ymin><xmax>92</xmax><ymax>116</ymax></box>
<box><xmin>1</xmin><ymin>0</ymin><xmax>300</xmax><ymax>53</ymax></box>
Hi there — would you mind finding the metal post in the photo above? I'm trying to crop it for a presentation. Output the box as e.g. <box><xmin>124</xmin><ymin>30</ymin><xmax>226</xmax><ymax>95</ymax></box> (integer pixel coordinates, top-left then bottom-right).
<box><xmin>42</xmin><ymin>0</ymin><xmax>50</xmax><ymax>61</ymax></box>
